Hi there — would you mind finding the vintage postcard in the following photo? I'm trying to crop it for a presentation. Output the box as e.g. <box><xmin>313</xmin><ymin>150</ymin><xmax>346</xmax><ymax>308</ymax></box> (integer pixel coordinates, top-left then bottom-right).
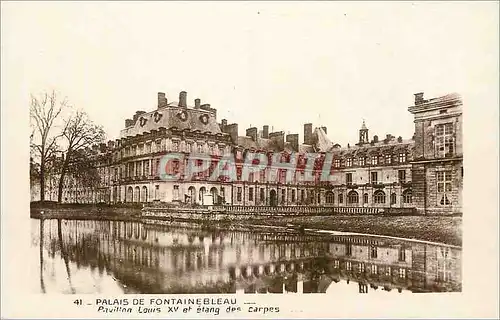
<box><xmin>1</xmin><ymin>1</ymin><xmax>499</xmax><ymax>319</ymax></box>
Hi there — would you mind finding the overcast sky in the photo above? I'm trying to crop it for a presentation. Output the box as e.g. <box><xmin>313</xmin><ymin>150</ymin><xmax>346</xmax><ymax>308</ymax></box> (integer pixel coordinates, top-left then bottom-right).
<box><xmin>2</xmin><ymin>1</ymin><xmax>498</xmax><ymax>145</ymax></box>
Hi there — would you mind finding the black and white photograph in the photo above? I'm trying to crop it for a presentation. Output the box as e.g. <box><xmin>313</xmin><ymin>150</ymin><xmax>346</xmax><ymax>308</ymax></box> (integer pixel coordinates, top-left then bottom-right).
<box><xmin>1</xmin><ymin>1</ymin><xmax>498</xmax><ymax>319</ymax></box>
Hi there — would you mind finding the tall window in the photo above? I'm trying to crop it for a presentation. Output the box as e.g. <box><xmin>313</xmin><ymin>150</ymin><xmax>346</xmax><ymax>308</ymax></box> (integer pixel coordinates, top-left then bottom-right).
<box><xmin>334</xmin><ymin>159</ymin><xmax>341</xmax><ymax>168</ymax></box>
<box><xmin>398</xmin><ymin>248</ymin><xmax>406</xmax><ymax>262</ymax></box>
<box><xmin>398</xmin><ymin>268</ymin><xmax>406</xmax><ymax>278</ymax></box>
<box><xmin>370</xmin><ymin>246</ymin><xmax>378</xmax><ymax>258</ymax></box>
<box><xmin>437</xmin><ymin>171</ymin><xmax>452</xmax><ymax>205</ymax></box>
<box><xmin>346</xmin><ymin>158</ymin><xmax>352</xmax><ymax>167</ymax></box>
<box><xmin>338</xmin><ymin>193</ymin><xmax>343</xmax><ymax>204</ymax></box>
<box><xmin>363</xmin><ymin>193</ymin><xmax>369</xmax><ymax>204</ymax></box>
<box><xmin>325</xmin><ymin>191</ymin><xmax>334</xmax><ymax>204</ymax></box>
<box><xmin>248</xmin><ymin>187</ymin><xmax>254</xmax><ymax>201</ymax></box>
<box><xmin>359</xmin><ymin>263</ymin><xmax>365</xmax><ymax>272</ymax></box>
<box><xmin>301</xmin><ymin>190</ymin><xmax>305</xmax><ymax>202</ymax></box>
<box><xmin>282</xmin><ymin>190</ymin><xmax>286</xmax><ymax>203</ymax></box>
<box><xmin>347</xmin><ymin>191</ymin><xmax>359</xmax><ymax>204</ymax></box>
<box><xmin>398</xmin><ymin>152</ymin><xmax>407</xmax><ymax>163</ymax></box>
<box><xmin>435</xmin><ymin>123</ymin><xmax>454</xmax><ymax>157</ymax></box>
<box><xmin>402</xmin><ymin>189</ymin><xmax>412</xmax><ymax>204</ymax></box>
<box><xmin>370</xmin><ymin>172</ymin><xmax>378</xmax><ymax>184</ymax></box>
<box><xmin>390</xmin><ymin>193</ymin><xmax>397</xmax><ymax>205</ymax></box>
<box><xmin>398</xmin><ymin>170</ymin><xmax>406</xmax><ymax>183</ymax></box>
<box><xmin>346</xmin><ymin>244</ymin><xmax>352</xmax><ymax>256</ymax></box>
<box><xmin>346</xmin><ymin>173</ymin><xmax>353</xmax><ymax>184</ymax></box>
<box><xmin>359</xmin><ymin>157</ymin><xmax>366</xmax><ymax>166</ymax></box>
<box><xmin>173</xmin><ymin>185</ymin><xmax>179</xmax><ymax>200</ymax></box>
<box><xmin>237</xmin><ymin>187</ymin><xmax>242</xmax><ymax>201</ymax></box>
<box><xmin>371</xmin><ymin>155</ymin><xmax>378</xmax><ymax>165</ymax></box>
<box><xmin>373</xmin><ymin>190</ymin><xmax>386</xmax><ymax>204</ymax></box>
<box><xmin>291</xmin><ymin>189</ymin><xmax>296</xmax><ymax>202</ymax></box>
<box><xmin>346</xmin><ymin>261</ymin><xmax>352</xmax><ymax>271</ymax></box>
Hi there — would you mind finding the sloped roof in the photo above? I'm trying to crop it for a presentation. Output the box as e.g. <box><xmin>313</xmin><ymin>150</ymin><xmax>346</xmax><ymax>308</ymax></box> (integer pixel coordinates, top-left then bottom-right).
<box><xmin>119</xmin><ymin>106</ymin><xmax>223</xmax><ymax>138</ymax></box>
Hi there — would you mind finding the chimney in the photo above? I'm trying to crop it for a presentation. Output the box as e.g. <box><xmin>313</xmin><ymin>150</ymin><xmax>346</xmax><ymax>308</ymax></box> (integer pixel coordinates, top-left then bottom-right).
<box><xmin>125</xmin><ymin>119</ymin><xmax>134</xmax><ymax>127</ymax></box>
<box><xmin>414</xmin><ymin>92</ymin><xmax>424</xmax><ymax>105</ymax></box>
<box><xmin>373</xmin><ymin>135</ymin><xmax>379</xmax><ymax>143</ymax></box>
<box><xmin>179</xmin><ymin>91</ymin><xmax>187</xmax><ymax>108</ymax></box>
<box><xmin>107</xmin><ymin>140</ymin><xmax>115</xmax><ymax>149</ymax></box>
<box><xmin>321</xmin><ymin>126</ymin><xmax>328</xmax><ymax>134</ymax></box>
<box><xmin>221</xmin><ymin>119</ymin><xmax>228</xmax><ymax>127</ymax></box>
<box><xmin>397</xmin><ymin>136</ymin><xmax>403</xmax><ymax>143</ymax></box>
<box><xmin>269</xmin><ymin>131</ymin><xmax>285</xmax><ymax>150</ymax></box>
<box><xmin>225</xmin><ymin>123</ymin><xmax>238</xmax><ymax>144</ymax></box>
<box><xmin>194</xmin><ymin>98</ymin><xmax>201</xmax><ymax>109</ymax></box>
<box><xmin>262</xmin><ymin>125</ymin><xmax>269</xmax><ymax>139</ymax></box>
<box><xmin>286</xmin><ymin>134</ymin><xmax>299</xmax><ymax>151</ymax></box>
<box><xmin>158</xmin><ymin>92</ymin><xmax>167</xmax><ymax>108</ymax></box>
<box><xmin>304</xmin><ymin>123</ymin><xmax>313</xmax><ymax>144</ymax></box>
<box><xmin>246</xmin><ymin>127</ymin><xmax>258</xmax><ymax>142</ymax></box>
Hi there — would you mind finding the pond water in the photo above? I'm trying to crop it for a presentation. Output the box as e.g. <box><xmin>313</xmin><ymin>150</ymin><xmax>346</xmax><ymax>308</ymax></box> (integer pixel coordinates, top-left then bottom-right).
<box><xmin>31</xmin><ymin>218</ymin><xmax>461</xmax><ymax>294</ymax></box>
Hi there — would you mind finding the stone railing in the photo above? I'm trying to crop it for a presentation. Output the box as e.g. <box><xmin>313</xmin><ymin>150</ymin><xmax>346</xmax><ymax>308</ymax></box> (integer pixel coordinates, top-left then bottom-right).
<box><xmin>142</xmin><ymin>204</ymin><xmax>416</xmax><ymax>217</ymax></box>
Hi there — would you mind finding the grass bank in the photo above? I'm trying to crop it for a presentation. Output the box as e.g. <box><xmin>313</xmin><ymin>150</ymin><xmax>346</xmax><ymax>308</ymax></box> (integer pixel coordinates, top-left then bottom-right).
<box><xmin>246</xmin><ymin>215</ymin><xmax>462</xmax><ymax>247</ymax></box>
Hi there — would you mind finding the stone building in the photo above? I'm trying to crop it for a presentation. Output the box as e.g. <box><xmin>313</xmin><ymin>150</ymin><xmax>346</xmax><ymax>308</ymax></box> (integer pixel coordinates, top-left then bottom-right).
<box><xmin>409</xmin><ymin>93</ymin><xmax>463</xmax><ymax>215</ymax></box>
<box><xmin>38</xmin><ymin>90</ymin><xmax>462</xmax><ymax>215</ymax></box>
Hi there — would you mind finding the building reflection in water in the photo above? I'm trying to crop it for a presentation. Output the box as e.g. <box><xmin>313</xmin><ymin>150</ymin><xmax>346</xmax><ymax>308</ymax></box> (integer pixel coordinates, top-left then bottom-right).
<box><xmin>31</xmin><ymin>219</ymin><xmax>461</xmax><ymax>294</ymax></box>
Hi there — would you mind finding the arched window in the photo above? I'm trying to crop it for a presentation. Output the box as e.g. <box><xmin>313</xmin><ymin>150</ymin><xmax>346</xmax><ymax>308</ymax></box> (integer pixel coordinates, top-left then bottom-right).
<box><xmin>390</xmin><ymin>193</ymin><xmax>397</xmax><ymax>205</ymax></box>
<box><xmin>347</xmin><ymin>191</ymin><xmax>359</xmax><ymax>204</ymax></box>
<box><xmin>199</xmin><ymin>187</ymin><xmax>206</xmax><ymax>204</ymax></box>
<box><xmin>402</xmin><ymin>189</ymin><xmax>412</xmax><ymax>204</ymax></box>
<box><xmin>141</xmin><ymin>186</ymin><xmax>148</xmax><ymax>202</ymax></box>
<box><xmin>325</xmin><ymin>191</ymin><xmax>334</xmax><ymax>204</ymax></box>
<box><xmin>373</xmin><ymin>190</ymin><xmax>386</xmax><ymax>204</ymax></box>
<box><xmin>363</xmin><ymin>193</ymin><xmax>368</xmax><ymax>204</ymax></box>
<box><xmin>134</xmin><ymin>186</ymin><xmax>140</xmax><ymax>203</ymax></box>
<box><xmin>188</xmin><ymin>186</ymin><xmax>196</xmax><ymax>204</ymax></box>
<box><xmin>338</xmin><ymin>193</ymin><xmax>343</xmax><ymax>204</ymax></box>
<box><xmin>127</xmin><ymin>186</ymin><xmax>133</xmax><ymax>203</ymax></box>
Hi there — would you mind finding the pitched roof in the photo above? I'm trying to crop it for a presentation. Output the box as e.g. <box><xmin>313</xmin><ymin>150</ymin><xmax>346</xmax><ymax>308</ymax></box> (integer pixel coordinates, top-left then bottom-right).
<box><xmin>119</xmin><ymin>105</ymin><xmax>223</xmax><ymax>138</ymax></box>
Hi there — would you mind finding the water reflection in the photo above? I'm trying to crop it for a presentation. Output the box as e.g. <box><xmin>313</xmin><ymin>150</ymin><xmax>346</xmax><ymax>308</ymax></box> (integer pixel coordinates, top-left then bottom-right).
<box><xmin>31</xmin><ymin>219</ymin><xmax>461</xmax><ymax>294</ymax></box>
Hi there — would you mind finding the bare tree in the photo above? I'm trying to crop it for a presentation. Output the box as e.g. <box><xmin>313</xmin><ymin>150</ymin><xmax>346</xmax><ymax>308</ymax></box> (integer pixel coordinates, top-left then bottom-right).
<box><xmin>57</xmin><ymin>110</ymin><xmax>105</xmax><ymax>203</ymax></box>
<box><xmin>30</xmin><ymin>91</ymin><xmax>67</xmax><ymax>202</ymax></box>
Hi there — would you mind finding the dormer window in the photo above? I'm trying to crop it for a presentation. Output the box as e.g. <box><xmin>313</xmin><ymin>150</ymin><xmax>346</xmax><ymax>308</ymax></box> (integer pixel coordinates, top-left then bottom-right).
<box><xmin>346</xmin><ymin>158</ymin><xmax>352</xmax><ymax>167</ymax></box>
<box><xmin>385</xmin><ymin>154</ymin><xmax>392</xmax><ymax>164</ymax></box>
<box><xmin>371</xmin><ymin>155</ymin><xmax>378</xmax><ymax>165</ymax></box>
<box><xmin>153</xmin><ymin>112</ymin><xmax>163</xmax><ymax>123</ymax></box>
<box><xmin>334</xmin><ymin>159</ymin><xmax>341</xmax><ymax>168</ymax></box>
<box><xmin>199</xmin><ymin>114</ymin><xmax>209</xmax><ymax>125</ymax></box>
<box><xmin>399</xmin><ymin>152</ymin><xmax>407</xmax><ymax>163</ymax></box>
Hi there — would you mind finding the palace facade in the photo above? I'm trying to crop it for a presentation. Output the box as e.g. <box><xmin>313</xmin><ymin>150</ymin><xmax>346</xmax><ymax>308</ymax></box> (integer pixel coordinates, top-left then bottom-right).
<box><xmin>38</xmin><ymin>91</ymin><xmax>462</xmax><ymax>215</ymax></box>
